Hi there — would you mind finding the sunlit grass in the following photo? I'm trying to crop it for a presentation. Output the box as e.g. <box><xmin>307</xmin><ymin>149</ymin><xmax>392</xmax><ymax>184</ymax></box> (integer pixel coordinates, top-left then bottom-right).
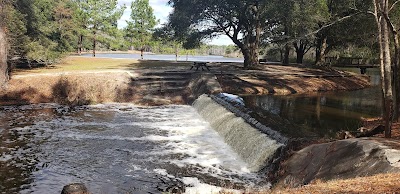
<box><xmin>271</xmin><ymin>173</ymin><xmax>400</xmax><ymax>194</ymax></box>
<box><xmin>12</xmin><ymin>56</ymin><xmax>193</xmax><ymax>75</ymax></box>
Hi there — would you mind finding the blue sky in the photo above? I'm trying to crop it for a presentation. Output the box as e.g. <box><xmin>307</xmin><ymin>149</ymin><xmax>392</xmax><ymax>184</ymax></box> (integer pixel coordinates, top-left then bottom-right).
<box><xmin>117</xmin><ymin>0</ymin><xmax>233</xmax><ymax>45</ymax></box>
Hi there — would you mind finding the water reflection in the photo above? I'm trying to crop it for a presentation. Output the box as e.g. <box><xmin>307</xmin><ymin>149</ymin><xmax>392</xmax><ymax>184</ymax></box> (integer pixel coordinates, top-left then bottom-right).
<box><xmin>244</xmin><ymin>88</ymin><xmax>381</xmax><ymax>138</ymax></box>
<box><xmin>243</xmin><ymin>68</ymin><xmax>382</xmax><ymax>138</ymax></box>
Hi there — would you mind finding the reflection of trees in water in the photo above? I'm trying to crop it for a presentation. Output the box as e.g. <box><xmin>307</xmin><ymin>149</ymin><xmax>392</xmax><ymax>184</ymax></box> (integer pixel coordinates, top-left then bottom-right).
<box><xmin>243</xmin><ymin>89</ymin><xmax>382</xmax><ymax>138</ymax></box>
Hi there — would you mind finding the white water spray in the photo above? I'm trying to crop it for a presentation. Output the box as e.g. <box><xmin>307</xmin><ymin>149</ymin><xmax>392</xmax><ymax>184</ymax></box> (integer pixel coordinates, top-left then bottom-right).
<box><xmin>193</xmin><ymin>95</ymin><xmax>285</xmax><ymax>172</ymax></box>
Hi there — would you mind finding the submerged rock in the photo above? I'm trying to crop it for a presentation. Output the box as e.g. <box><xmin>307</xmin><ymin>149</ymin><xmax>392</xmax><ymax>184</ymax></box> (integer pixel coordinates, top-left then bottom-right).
<box><xmin>279</xmin><ymin>138</ymin><xmax>400</xmax><ymax>188</ymax></box>
<box><xmin>61</xmin><ymin>183</ymin><xmax>89</xmax><ymax>194</ymax></box>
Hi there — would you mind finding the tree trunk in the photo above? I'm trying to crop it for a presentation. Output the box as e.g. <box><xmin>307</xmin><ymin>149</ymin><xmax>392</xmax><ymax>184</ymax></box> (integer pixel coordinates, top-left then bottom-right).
<box><xmin>283</xmin><ymin>24</ymin><xmax>290</xmax><ymax>65</ymax></box>
<box><xmin>393</xmin><ymin>33</ymin><xmax>400</xmax><ymax>121</ymax></box>
<box><xmin>140</xmin><ymin>49</ymin><xmax>144</xmax><ymax>60</ymax></box>
<box><xmin>296</xmin><ymin>52</ymin><xmax>304</xmax><ymax>64</ymax></box>
<box><xmin>315</xmin><ymin>36</ymin><xmax>328</xmax><ymax>65</ymax></box>
<box><xmin>241</xmin><ymin>45</ymin><xmax>259</xmax><ymax>69</ymax></box>
<box><xmin>242</xmin><ymin>2</ymin><xmax>261</xmax><ymax>69</ymax></box>
<box><xmin>92</xmin><ymin>31</ymin><xmax>96</xmax><ymax>57</ymax></box>
<box><xmin>283</xmin><ymin>44</ymin><xmax>290</xmax><ymax>65</ymax></box>
<box><xmin>0</xmin><ymin>27</ymin><xmax>8</xmax><ymax>86</ymax></box>
<box><xmin>175</xmin><ymin>44</ymin><xmax>178</xmax><ymax>62</ymax></box>
<box><xmin>77</xmin><ymin>35</ymin><xmax>83</xmax><ymax>55</ymax></box>
<box><xmin>375</xmin><ymin>0</ymin><xmax>393</xmax><ymax>138</ymax></box>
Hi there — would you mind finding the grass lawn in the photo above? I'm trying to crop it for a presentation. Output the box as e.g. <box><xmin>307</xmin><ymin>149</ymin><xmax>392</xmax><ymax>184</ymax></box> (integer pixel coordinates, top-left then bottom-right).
<box><xmin>12</xmin><ymin>56</ymin><xmax>194</xmax><ymax>75</ymax></box>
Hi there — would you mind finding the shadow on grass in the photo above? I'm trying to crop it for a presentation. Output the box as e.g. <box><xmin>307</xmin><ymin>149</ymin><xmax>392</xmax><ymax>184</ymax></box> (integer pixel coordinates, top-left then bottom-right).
<box><xmin>0</xmin><ymin>87</ymin><xmax>49</xmax><ymax>105</ymax></box>
<box><xmin>217</xmin><ymin>74</ymin><xmax>298</xmax><ymax>95</ymax></box>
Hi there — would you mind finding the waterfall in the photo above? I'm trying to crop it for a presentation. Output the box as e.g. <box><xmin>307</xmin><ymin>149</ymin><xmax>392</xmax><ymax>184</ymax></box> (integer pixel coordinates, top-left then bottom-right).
<box><xmin>192</xmin><ymin>95</ymin><xmax>286</xmax><ymax>172</ymax></box>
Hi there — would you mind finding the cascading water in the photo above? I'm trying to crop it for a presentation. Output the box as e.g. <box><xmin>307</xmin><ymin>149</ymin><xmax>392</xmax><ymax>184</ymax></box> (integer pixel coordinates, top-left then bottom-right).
<box><xmin>192</xmin><ymin>95</ymin><xmax>286</xmax><ymax>172</ymax></box>
<box><xmin>0</xmin><ymin>103</ymin><xmax>267</xmax><ymax>194</ymax></box>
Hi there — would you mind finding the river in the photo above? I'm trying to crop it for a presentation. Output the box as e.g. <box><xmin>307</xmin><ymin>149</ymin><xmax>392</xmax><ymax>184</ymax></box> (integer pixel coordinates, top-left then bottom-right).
<box><xmin>242</xmin><ymin>68</ymin><xmax>382</xmax><ymax>138</ymax></box>
<box><xmin>81</xmin><ymin>53</ymin><xmax>244</xmax><ymax>63</ymax></box>
<box><xmin>0</xmin><ymin>104</ymin><xmax>265</xmax><ymax>193</ymax></box>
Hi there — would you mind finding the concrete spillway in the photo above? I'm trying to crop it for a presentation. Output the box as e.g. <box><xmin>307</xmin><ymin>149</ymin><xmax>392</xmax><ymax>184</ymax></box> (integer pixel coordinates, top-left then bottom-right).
<box><xmin>192</xmin><ymin>94</ymin><xmax>287</xmax><ymax>172</ymax></box>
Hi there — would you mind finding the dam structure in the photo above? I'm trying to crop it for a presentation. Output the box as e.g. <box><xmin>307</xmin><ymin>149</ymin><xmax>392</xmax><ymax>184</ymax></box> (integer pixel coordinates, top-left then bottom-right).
<box><xmin>0</xmin><ymin>71</ymin><xmax>291</xmax><ymax>193</ymax></box>
<box><xmin>193</xmin><ymin>94</ymin><xmax>288</xmax><ymax>173</ymax></box>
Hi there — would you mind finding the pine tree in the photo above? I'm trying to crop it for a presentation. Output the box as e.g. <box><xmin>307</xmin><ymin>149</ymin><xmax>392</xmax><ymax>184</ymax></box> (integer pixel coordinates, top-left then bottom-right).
<box><xmin>79</xmin><ymin>0</ymin><xmax>125</xmax><ymax>57</ymax></box>
<box><xmin>125</xmin><ymin>0</ymin><xmax>157</xmax><ymax>59</ymax></box>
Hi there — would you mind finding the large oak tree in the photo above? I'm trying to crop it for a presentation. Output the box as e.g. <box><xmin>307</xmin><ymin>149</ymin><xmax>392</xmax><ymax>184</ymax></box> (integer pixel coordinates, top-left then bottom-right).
<box><xmin>168</xmin><ymin>0</ymin><xmax>268</xmax><ymax>69</ymax></box>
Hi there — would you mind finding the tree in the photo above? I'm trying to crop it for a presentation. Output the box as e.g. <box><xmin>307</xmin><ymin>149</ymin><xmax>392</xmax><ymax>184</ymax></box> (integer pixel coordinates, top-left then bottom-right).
<box><xmin>313</xmin><ymin>0</ymin><xmax>374</xmax><ymax>65</ymax></box>
<box><xmin>80</xmin><ymin>0</ymin><xmax>124</xmax><ymax>57</ymax></box>
<box><xmin>0</xmin><ymin>0</ymin><xmax>8</xmax><ymax>86</ymax></box>
<box><xmin>291</xmin><ymin>0</ymin><xmax>329</xmax><ymax>64</ymax></box>
<box><xmin>266</xmin><ymin>0</ymin><xmax>329</xmax><ymax>64</ymax></box>
<box><xmin>168</xmin><ymin>0</ymin><xmax>268</xmax><ymax>69</ymax></box>
<box><xmin>369</xmin><ymin>0</ymin><xmax>400</xmax><ymax>137</ymax></box>
<box><xmin>383</xmin><ymin>1</ymin><xmax>400</xmax><ymax>122</ymax></box>
<box><xmin>72</xmin><ymin>0</ymin><xmax>89</xmax><ymax>55</ymax></box>
<box><xmin>125</xmin><ymin>0</ymin><xmax>157</xmax><ymax>59</ymax></box>
<box><xmin>266</xmin><ymin>0</ymin><xmax>294</xmax><ymax>64</ymax></box>
<box><xmin>8</xmin><ymin>0</ymin><xmax>78</xmax><ymax>64</ymax></box>
<box><xmin>153</xmin><ymin>24</ymin><xmax>184</xmax><ymax>61</ymax></box>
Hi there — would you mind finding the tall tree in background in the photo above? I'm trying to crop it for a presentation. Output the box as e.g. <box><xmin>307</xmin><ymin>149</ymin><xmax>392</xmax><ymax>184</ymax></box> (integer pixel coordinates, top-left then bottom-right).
<box><xmin>153</xmin><ymin>24</ymin><xmax>185</xmax><ymax>61</ymax></box>
<box><xmin>266</xmin><ymin>0</ymin><xmax>294</xmax><ymax>64</ymax></box>
<box><xmin>313</xmin><ymin>0</ymin><xmax>373</xmax><ymax>65</ymax></box>
<box><xmin>0</xmin><ymin>0</ymin><xmax>8</xmax><ymax>86</ymax></box>
<box><xmin>126</xmin><ymin>0</ymin><xmax>157</xmax><ymax>59</ymax></box>
<box><xmin>168</xmin><ymin>0</ymin><xmax>268</xmax><ymax>69</ymax></box>
<box><xmin>291</xmin><ymin>0</ymin><xmax>328</xmax><ymax>64</ymax></box>
<box><xmin>73</xmin><ymin>0</ymin><xmax>89</xmax><ymax>55</ymax></box>
<box><xmin>81</xmin><ymin>0</ymin><xmax>124</xmax><ymax>57</ymax></box>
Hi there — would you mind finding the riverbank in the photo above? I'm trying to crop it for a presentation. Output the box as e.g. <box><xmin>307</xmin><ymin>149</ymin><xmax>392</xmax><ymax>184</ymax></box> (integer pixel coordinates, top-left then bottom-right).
<box><xmin>1</xmin><ymin>56</ymin><xmax>371</xmax><ymax>106</ymax></box>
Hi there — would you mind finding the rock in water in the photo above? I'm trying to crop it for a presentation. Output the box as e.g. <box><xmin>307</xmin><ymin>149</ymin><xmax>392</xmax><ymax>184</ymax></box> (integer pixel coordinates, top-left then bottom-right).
<box><xmin>61</xmin><ymin>183</ymin><xmax>89</xmax><ymax>194</ymax></box>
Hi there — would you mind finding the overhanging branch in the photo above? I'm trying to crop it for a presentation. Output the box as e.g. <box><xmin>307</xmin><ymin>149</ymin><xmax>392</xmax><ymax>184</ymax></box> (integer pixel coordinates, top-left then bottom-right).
<box><xmin>389</xmin><ymin>0</ymin><xmax>400</xmax><ymax>12</ymax></box>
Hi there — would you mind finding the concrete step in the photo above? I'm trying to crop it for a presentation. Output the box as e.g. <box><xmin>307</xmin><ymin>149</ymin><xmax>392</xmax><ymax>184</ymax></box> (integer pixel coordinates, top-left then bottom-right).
<box><xmin>131</xmin><ymin>76</ymin><xmax>190</xmax><ymax>82</ymax></box>
<box><xmin>142</xmin><ymin>71</ymin><xmax>193</xmax><ymax>77</ymax></box>
<box><xmin>132</xmin><ymin>80</ymin><xmax>189</xmax><ymax>87</ymax></box>
<box><xmin>137</xmin><ymin>86</ymin><xmax>187</xmax><ymax>94</ymax></box>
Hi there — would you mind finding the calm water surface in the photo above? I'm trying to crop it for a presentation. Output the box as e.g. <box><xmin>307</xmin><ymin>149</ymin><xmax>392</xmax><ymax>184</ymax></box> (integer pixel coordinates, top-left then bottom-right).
<box><xmin>81</xmin><ymin>53</ymin><xmax>244</xmax><ymax>63</ymax></box>
<box><xmin>0</xmin><ymin>104</ymin><xmax>263</xmax><ymax>194</ymax></box>
<box><xmin>243</xmin><ymin>69</ymin><xmax>382</xmax><ymax>138</ymax></box>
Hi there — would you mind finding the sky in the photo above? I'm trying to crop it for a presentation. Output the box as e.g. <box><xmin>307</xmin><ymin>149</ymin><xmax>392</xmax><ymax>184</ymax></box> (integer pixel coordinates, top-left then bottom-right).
<box><xmin>117</xmin><ymin>0</ymin><xmax>233</xmax><ymax>45</ymax></box>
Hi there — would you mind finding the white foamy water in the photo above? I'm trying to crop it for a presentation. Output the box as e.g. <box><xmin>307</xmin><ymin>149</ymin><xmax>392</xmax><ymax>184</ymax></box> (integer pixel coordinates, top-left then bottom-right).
<box><xmin>193</xmin><ymin>95</ymin><xmax>284</xmax><ymax>172</ymax></box>
<box><xmin>0</xmin><ymin>103</ymin><xmax>266</xmax><ymax>193</ymax></box>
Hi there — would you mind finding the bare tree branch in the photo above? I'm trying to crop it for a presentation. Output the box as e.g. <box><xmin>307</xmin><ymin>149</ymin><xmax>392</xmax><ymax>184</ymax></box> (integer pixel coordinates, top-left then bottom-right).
<box><xmin>389</xmin><ymin>0</ymin><xmax>400</xmax><ymax>12</ymax></box>
<box><xmin>277</xmin><ymin>11</ymin><xmax>365</xmax><ymax>46</ymax></box>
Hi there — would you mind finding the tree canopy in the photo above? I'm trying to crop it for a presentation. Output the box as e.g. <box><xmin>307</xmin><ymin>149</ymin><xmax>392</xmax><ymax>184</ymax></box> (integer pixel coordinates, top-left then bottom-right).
<box><xmin>168</xmin><ymin>0</ymin><xmax>269</xmax><ymax>68</ymax></box>
<box><xmin>78</xmin><ymin>0</ymin><xmax>125</xmax><ymax>57</ymax></box>
<box><xmin>125</xmin><ymin>0</ymin><xmax>157</xmax><ymax>59</ymax></box>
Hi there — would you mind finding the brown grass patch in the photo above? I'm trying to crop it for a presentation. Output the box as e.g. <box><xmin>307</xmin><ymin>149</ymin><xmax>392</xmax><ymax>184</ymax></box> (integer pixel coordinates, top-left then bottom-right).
<box><xmin>273</xmin><ymin>173</ymin><xmax>400</xmax><ymax>194</ymax></box>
